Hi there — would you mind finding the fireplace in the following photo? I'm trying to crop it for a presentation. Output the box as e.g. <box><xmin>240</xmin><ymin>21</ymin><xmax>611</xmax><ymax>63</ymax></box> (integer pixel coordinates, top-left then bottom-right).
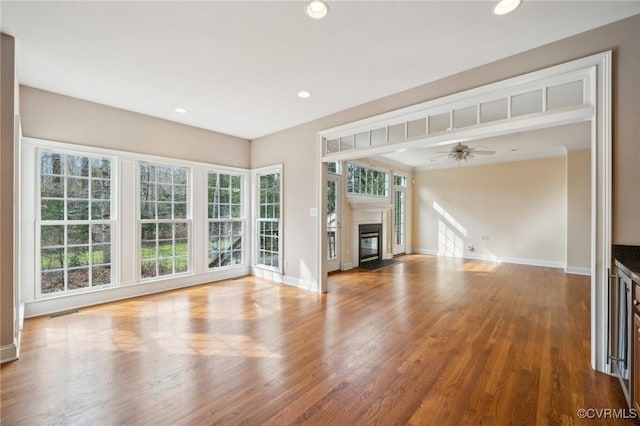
<box><xmin>359</xmin><ymin>223</ymin><xmax>382</xmax><ymax>265</ymax></box>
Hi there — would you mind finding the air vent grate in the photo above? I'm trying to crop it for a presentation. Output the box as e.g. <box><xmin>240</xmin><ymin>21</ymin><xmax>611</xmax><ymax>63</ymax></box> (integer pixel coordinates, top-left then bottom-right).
<box><xmin>48</xmin><ymin>309</ymin><xmax>79</xmax><ymax>319</ymax></box>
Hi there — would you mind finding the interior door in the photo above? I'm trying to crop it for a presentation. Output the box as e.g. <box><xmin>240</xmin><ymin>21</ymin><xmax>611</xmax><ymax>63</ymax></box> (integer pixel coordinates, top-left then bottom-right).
<box><xmin>327</xmin><ymin>175</ymin><xmax>341</xmax><ymax>272</ymax></box>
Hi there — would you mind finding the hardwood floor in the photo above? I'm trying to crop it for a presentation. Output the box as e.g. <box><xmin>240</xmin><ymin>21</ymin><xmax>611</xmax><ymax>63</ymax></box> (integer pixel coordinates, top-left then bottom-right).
<box><xmin>1</xmin><ymin>255</ymin><xmax>630</xmax><ymax>425</ymax></box>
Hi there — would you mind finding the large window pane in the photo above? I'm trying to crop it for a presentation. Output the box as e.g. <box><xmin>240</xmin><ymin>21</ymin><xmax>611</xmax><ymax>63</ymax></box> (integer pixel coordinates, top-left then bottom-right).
<box><xmin>208</xmin><ymin>172</ymin><xmax>244</xmax><ymax>269</ymax></box>
<box><xmin>139</xmin><ymin>162</ymin><xmax>190</xmax><ymax>279</ymax></box>
<box><xmin>38</xmin><ymin>151</ymin><xmax>113</xmax><ymax>296</ymax></box>
<box><xmin>256</xmin><ymin>171</ymin><xmax>281</xmax><ymax>270</ymax></box>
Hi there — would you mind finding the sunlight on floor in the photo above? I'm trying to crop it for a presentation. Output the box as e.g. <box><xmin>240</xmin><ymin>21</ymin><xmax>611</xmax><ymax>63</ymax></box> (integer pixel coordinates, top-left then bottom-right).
<box><xmin>151</xmin><ymin>332</ymin><xmax>282</xmax><ymax>358</ymax></box>
<box><xmin>458</xmin><ymin>260</ymin><xmax>499</xmax><ymax>273</ymax></box>
<box><xmin>44</xmin><ymin>326</ymin><xmax>282</xmax><ymax>358</ymax></box>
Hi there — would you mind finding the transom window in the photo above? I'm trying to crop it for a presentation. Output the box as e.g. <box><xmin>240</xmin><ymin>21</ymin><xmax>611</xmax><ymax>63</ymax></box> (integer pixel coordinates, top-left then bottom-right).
<box><xmin>347</xmin><ymin>163</ymin><xmax>389</xmax><ymax>197</ymax></box>
<box><xmin>327</xmin><ymin>162</ymin><xmax>341</xmax><ymax>174</ymax></box>
<box><xmin>208</xmin><ymin>172</ymin><xmax>243</xmax><ymax>268</ymax></box>
<box><xmin>39</xmin><ymin>151</ymin><xmax>113</xmax><ymax>295</ymax></box>
<box><xmin>139</xmin><ymin>163</ymin><xmax>190</xmax><ymax>278</ymax></box>
<box><xmin>394</xmin><ymin>175</ymin><xmax>407</xmax><ymax>187</ymax></box>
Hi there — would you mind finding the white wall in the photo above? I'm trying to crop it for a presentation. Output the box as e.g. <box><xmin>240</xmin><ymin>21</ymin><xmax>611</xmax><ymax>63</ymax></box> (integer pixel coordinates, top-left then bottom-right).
<box><xmin>412</xmin><ymin>156</ymin><xmax>567</xmax><ymax>267</ymax></box>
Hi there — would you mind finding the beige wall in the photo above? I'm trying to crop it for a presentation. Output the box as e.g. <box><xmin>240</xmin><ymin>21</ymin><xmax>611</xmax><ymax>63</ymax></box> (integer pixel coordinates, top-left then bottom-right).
<box><xmin>1</xmin><ymin>33</ymin><xmax>17</xmax><ymax>360</ymax></box>
<box><xmin>20</xmin><ymin>87</ymin><xmax>250</xmax><ymax>168</ymax></box>
<box><xmin>252</xmin><ymin>15</ymin><xmax>640</xmax><ymax>285</ymax></box>
<box><xmin>412</xmin><ymin>157</ymin><xmax>567</xmax><ymax>265</ymax></box>
<box><xmin>567</xmin><ymin>149</ymin><xmax>591</xmax><ymax>271</ymax></box>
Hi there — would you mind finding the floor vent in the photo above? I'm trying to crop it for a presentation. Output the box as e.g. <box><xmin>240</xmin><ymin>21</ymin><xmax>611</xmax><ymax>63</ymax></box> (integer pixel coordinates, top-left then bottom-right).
<box><xmin>48</xmin><ymin>309</ymin><xmax>79</xmax><ymax>319</ymax></box>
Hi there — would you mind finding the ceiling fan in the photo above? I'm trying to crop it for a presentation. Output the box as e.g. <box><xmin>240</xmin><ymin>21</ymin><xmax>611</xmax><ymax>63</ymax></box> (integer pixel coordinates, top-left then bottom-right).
<box><xmin>432</xmin><ymin>142</ymin><xmax>495</xmax><ymax>163</ymax></box>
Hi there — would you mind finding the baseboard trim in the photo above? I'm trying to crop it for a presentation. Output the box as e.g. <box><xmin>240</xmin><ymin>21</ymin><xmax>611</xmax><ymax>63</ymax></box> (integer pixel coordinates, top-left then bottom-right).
<box><xmin>412</xmin><ymin>248</ymin><xmax>566</xmax><ymax>269</ymax></box>
<box><xmin>413</xmin><ymin>248</ymin><xmax>438</xmax><ymax>256</ymax></box>
<box><xmin>565</xmin><ymin>266</ymin><xmax>592</xmax><ymax>276</ymax></box>
<box><xmin>281</xmin><ymin>275</ymin><xmax>317</xmax><ymax>292</ymax></box>
<box><xmin>341</xmin><ymin>262</ymin><xmax>354</xmax><ymax>271</ymax></box>
<box><xmin>1</xmin><ymin>343</ymin><xmax>18</xmax><ymax>364</ymax></box>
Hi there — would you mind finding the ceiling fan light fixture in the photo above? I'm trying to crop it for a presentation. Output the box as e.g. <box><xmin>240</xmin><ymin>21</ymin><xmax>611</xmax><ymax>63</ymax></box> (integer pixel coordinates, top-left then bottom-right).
<box><xmin>494</xmin><ymin>0</ymin><xmax>522</xmax><ymax>15</ymax></box>
<box><xmin>305</xmin><ymin>0</ymin><xmax>329</xmax><ymax>19</ymax></box>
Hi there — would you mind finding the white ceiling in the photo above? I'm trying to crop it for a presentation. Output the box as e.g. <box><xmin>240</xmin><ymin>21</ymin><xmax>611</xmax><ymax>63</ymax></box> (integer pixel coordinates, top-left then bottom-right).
<box><xmin>375</xmin><ymin>121</ymin><xmax>592</xmax><ymax>169</ymax></box>
<box><xmin>1</xmin><ymin>1</ymin><xmax>639</xmax><ymax>141</ymax></box>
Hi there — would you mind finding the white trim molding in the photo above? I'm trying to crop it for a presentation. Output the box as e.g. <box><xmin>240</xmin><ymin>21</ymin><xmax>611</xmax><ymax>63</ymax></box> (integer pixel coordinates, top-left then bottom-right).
<box><xmin>412</xmin><ymin>249</ymin><xmax>566</xmax><ymax>269</ymax></box>
<box><xmin>1</xmin><ymin>343</ymin><xmax>19</xmax><ymax>364</ymax></box>
<box><xmin>565</xmin><ymin>266</ymin><xmax>592</xmax><ymax>276</ymax></box>
<box><xmin>317</xmin><ymin>51</ymin><xmax>612</xmax><ymax>375</ymax></box>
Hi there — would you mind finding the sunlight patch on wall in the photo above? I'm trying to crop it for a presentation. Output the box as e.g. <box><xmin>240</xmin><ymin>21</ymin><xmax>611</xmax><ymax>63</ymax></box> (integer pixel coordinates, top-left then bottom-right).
<box><xmin>434</xmin><ymin>201</ymin><xmax>466</xmax><ymax>257</ymax></box>
<box><xmin>434</xmin><ymin>201</ymin><xmax>467</xmax><ymax>237</ymax></box>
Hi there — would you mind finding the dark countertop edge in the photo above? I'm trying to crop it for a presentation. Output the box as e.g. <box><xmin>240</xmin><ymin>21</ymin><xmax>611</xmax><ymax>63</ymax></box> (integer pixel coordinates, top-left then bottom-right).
<box><xmin>614</xmin><ymin>245</ymin><xmax>640</xmax><ymax>283</ymax></box>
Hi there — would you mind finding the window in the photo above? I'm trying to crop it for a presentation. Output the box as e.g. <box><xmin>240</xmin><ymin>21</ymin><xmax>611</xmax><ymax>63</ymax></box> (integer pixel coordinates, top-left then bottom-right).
<box><xmin>39</xmin><ymin>151</ymin><xmax>113</xmax><ymax>295</ymax></box>
<box><xmin>139</xmin><ymin>163</ymin><xmax>190</xmax><ymax>278</ymax></box>
<box><xmin>256</xmin><ymin>170</ymin><xmax>281</xmax><ymax>270</ymax></box>
<box><xmin>327</xmin><ymin>161</ymin><xmax>341</xmax><ymax>174</ymax></box>
<box><xmin>393</xmin><ymin>174</ymin><xmax>407</xmax><ymax>250</ymax></box>
<box><xmin>208</xmin><ymin>172</ymin><xmax>243</xmax><ymax>268</ymax></box>
<box><xmin>393</xmin><ymin>175</ymin><xmax>407</xmax><ymax>187</ymax></box>
<box><xmin>347</xmin><ymin>163</ymin><xmax>388</xmax><ymax>197</ymax></box>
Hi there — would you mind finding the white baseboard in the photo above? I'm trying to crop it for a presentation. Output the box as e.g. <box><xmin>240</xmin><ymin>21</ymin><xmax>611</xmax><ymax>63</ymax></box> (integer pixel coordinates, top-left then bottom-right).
<box><xmin>251</xmin><ymin>267</ymin><xmax>283</xmax><ymax>283</ymax></box>
<box><xmin>341</xmin><ymin>262</ymin><xmax>354</xmax><ymax>271</ymax></box>
<box><xmin>25</xmin><ymin>266</ymin><xmax>251</xmax><ymax>318</ymax></box>
<box><xmin>565</xmin><ymin>266</ymin><xmax>592</xmax><ymax>276</ymax></box>
<box><xmin>282</xmin><ymin>275</ymin><xmax>317</xmax><ymax>292</ymax></box>
<box><xmin>384</xmin><ymin>251</ymin><xmax>393</xmax><ymax>260</ymax></box>
<box><xmin>413</xmin><ymin>248</ymin><xmax>437</xmax><ymax>256</ymax></box>
<box><xmin>1</xmin><ymin>343</ymin><xmax>18</xmax><ymax>364</ymax></box>
<box><xmin>412</xmin><ymin>248</ymin><xmax>566</xmax><ymax>269</ymax></box>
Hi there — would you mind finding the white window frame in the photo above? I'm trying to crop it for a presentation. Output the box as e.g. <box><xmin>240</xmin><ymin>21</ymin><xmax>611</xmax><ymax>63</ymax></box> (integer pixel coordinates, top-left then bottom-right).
<box><xmin>392</xmin><ymin>173</ymin><xmax>407</xmax><ymax>254</ymax></box>
<box><xmin>346</xmin><ymin>162</ymin><xmax>390</xmax><ymax>198</ymax></box>
<box><xmin>35</xmin><ymin>147</ymin><xmax>118</xmax><ymax>298</ymax></box>
<box><xmin>206</xmin><ymin>170</ymin><xmax>246</xmax><ymax>270</ymax></box>
<box><xmin>252</xmin><ymin>164</ymin><xmax>283</xmax><ymax>273</ymax></box>
<box><xmin>136</xmin><ymin>161</ymin><xmax>192</xmax><ymax>281</ymax></box>
<box><xmin>20</xmin><ymin>137</ymin><xmax>252</xmax><ymax>317</ymax></box>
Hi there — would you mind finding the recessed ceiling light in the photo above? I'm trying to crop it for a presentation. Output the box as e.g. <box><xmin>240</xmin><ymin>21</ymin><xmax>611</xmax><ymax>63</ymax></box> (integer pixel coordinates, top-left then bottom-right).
<box><xmin>305</xmin><ymin>0</ymin><xmax>329</xmax><ymax>19</ymax></box>
<box><xmin>395</xmin><ymin>148</ymin><xmax>408</xmax><ymax>153</ymax></box>
<box><xmin>297</xmin><ymin>91</ymin><xmax>311</xmax><ymax>99</ymax></box>
<box><xmin>174</xmin><ymin>107</ymin><xmax>187</xmax><ymax>114</ymax></box>
<box><xmin>494</xmin><ymin>0</ymin><xmax>521</xmax><ymax>15</ymax></box>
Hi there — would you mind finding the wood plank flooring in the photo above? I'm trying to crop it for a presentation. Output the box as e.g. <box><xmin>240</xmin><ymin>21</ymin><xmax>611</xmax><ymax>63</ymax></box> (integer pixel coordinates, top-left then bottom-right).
<box><xmin>0</xmin><ymin>255</ymin><xmax>630</xmax><ymax>425</ymax></box>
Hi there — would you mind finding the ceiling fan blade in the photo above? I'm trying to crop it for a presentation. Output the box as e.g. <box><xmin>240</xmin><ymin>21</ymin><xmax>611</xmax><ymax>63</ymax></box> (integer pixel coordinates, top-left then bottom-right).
<box><xmin>473</xmin><ymin>151</ymin><xmax>496</xmax><ymax>155</ymax></box>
